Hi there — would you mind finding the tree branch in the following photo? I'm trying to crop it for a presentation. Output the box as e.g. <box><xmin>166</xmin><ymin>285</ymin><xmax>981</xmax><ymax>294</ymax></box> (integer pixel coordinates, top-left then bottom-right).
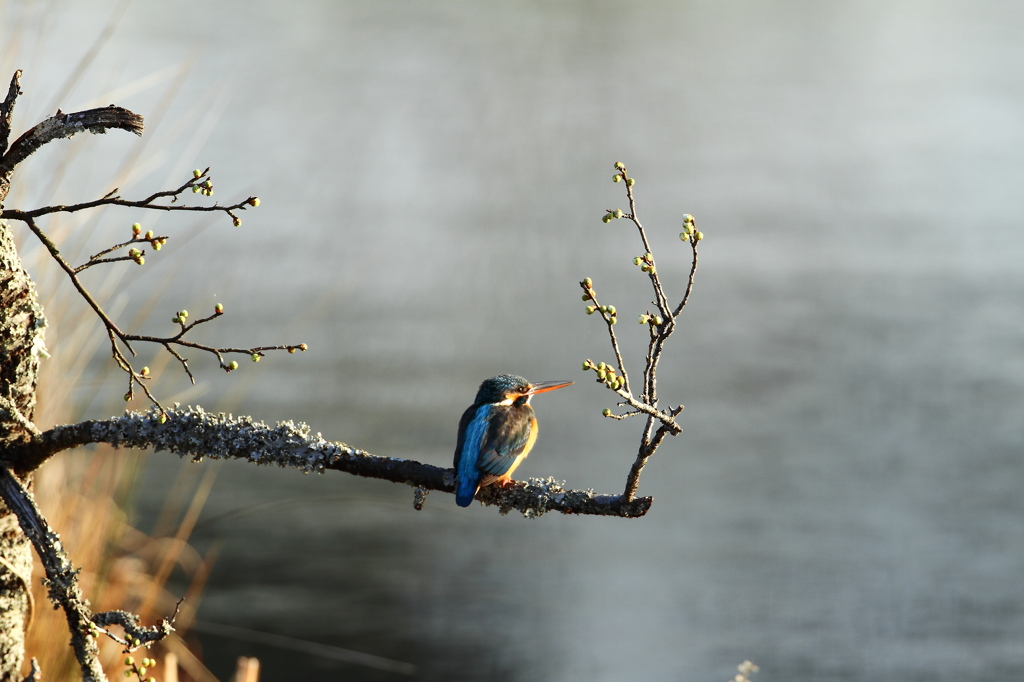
<box><xmin>0</xmin><ymin>105</ymin><xmax>143</xmax><ymax>175</ymax></box>
<box><xmin>2</xmin><ymin>407</ymin><xmax>652</xmax><ymax>518</ymax></box>
<box><xmin>0</xmin><ymin>70</ymin><xmax>22</xmax><ymax>157</ymax></box>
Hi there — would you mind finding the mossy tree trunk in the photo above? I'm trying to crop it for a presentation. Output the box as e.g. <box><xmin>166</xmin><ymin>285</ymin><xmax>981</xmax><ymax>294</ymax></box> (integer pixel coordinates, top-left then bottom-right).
<box><xmin>0</xmin><ymin>218</ymin><xmax>44</xmax><ymax>681</ymax></box>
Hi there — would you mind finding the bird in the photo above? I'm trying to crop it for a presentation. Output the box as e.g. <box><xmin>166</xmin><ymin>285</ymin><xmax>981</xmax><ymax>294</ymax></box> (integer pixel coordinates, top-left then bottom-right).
<box><xmin>453</xmin><ymin>374</ymin><xmax>573</xmax><ymax>507</ymax></box>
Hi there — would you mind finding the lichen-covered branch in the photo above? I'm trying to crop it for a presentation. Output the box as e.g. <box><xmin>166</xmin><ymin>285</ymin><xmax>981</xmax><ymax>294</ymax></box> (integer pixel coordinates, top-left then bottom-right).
<box><xmin>0</xmin><ymin>467</ymin><xmax>178</xmax><ymax>682</ymax></box>
<box><xmin>2</xmin><ymin>408</ymin><xmax>652</xmax><ymax>518</ymax></box>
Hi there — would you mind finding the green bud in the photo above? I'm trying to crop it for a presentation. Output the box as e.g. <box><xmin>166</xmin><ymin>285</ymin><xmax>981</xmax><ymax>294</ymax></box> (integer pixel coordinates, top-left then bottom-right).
<box><xmin>125</xmin><ymin>657</ymin><xmax>134</xmax><ymax>666</ymax></box>
<box><xmin>215</xmin><ymin>303</ymin><xmax>224</xmax><ymax>314</ymax></box>
<box><xmin>683</xmin><ymin>214</ymin><xmax>694</xmax><ymax>224</ymax></box>
<box><xmin>227</xmin><ymin>360</ymin><xmax>239</xmax><ymax>371</ymax></box>
<box><xmin>602</xmin><ymin>408</ymin><xmax>612</xmax><ymax>417</ymax></box>
<box><xmin>582</xmin><ymin>361</ymin><xmax>590</xmax><ymax>371</ymax></box>
<box><xmin>626</xmin><ymin>177</ymin><xmax>635</xmax><ymax>187</ymax></box>
<box><xmin>129</xmin><ymin>248</ymin><xmax>140</xmax><ymax>258</ymax></box>
<box><xmin>586</xmin><ymin>305</ymin><xmax>597</xmax><ymax>314</ymax></box>
<box><xmin>249</xmin><ymin>197</ymin><xmax>260</xmax><ymax>207</ymax></box>
<box><xmin>204</xmin><ymin>180</ymin><xmax>212</xmax><ymax>189</ymax></box>
<box><xmin>123</xmin><ymin>392</ymin><xmax>131</xmax><ymax>402</ymax></box>
<box><xmin>233</xmin><ymin>217</ymin><xmax>242</xmax><ymax>227</ymax></box>
<box><xmin>180</xmin><ymin>310</ymin><xmax>188</xmax><ymax>319</ymax></box>
<box><xmin>612</xmin><ymin>209</ymin><xmax>623</xmax><ymax>219</ymax></box>
<box><xmin>193</xmin><ymin>169</ymin><xmax>202</xmax><ymax>178</ymax></box>
<box><xmin>132</xmin><ymin>223</ymin><xmax>142</xmax><ymax>234</ymax></box>
<box><xmin>639</xmin><ymin>315</ymin><xmax>648</xmax><ymax>324</ymax></box>
<box><xmin>607</xmin><ymin>305</ymin><xmax>616</xmax><ymax>315</ymax></box>
<box><xmin>133</xmin><ymin>638</ymin><xmax>141</xmax><ymax>646</ymax></box>
<box><xmin>695</xmin><ymin>231</ymin><xmax>704</xmax><ymax>240</ymax></box>
<box><xmin>144</xmin><ymin>230</ymin><xmax>154</xmax><ymax>239</ymax></box>
<box><xmin>602</xmin><ymin>214</ymin><xmax>613</xmax><ymax>223</ymax></box>
<box><xmin>158</xmin><ymin>413</ymin><xmax>167</xmax><ymax>424</ymax></box>
<box><xmin>640</xmin><ymin>264</ymin><xmax>650</xmax><ymax>273</ymax></box>
<box><xmin>613</xmin><ymin>175</ymin><xmax>621</xmax><ymax>182</ymax></box>
<box><xmin>299</xmin><ymin>343</ymin><xmax>308</xmax><ymax>351</ymax></box>
<box><xmin>597</xmin><ymin>370</ymin><xmax>607</xmax><ymax>381</ymax></box>
<box><xmin>138</xmin><ymin>667</ymin><xmax>147</xmax><ymax>676</ymax></box>
<box><xmin>644</xmin><ymin>253</ymin><xmax>653</xmax><ymax>261</ymax></box>
<box><xmin>152</xmin><ymin>241</ymin><xmax>162</xmax><ymax>250</ymax></box>
<box><xmin>679</xmin><ymin>231</ymin><xmax>689</xmax><ymax>241</ymax></box>
<box><xmin>192</xmin><ymin>186</ymin><xmax>200</xmax><ymax>193</ymax></box>
<box><xmin>597</xmin><ymin>362</ymin><xmax>606</xmax><ymax>371</ymax></box>
<box><xmin>582</xmin><ymin>294</ymin><xmax>590</xmax><ymax>301</ymax></box>
<box><xmin>610</xmin><ymin>317</ymin><xmax>618</xmax><ymax>325</ymax></box>
<box><xmin>654</xmin><ymin>316</ymin><xmax>664</xmax><ymax>326</ymax></box>
<box><xmin>614</xmin><ymin>161</ymin><xmax>625</xmax><ymax>170</ymax></box>
<box><xmin>124</xmin><ymin>671</ymin><xmax>131</xmax><ymax>678</ymax></box>
<box><xmin>583</xmin><ymin>277</ymin><xmax>592</xmax><ymax>288</ymax></box>
<box><xmin>140</xmin><ymin>366</ymin><xmax>150</xmax><ymax>376</ymax></box>
<box><xmin>135</xmin><ymin>256</ymin><xmax>145</xmax><ymax>265</ymax></box>
<box><xmin>251</xmin><ymin>354</ymin><xmax>260</xmax><ymax>362</ymax></box>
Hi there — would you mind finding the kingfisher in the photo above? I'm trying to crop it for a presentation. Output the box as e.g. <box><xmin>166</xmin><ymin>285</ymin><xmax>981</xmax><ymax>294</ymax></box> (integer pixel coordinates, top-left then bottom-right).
<box><xmin>453</xmin><ymin>374</ymin><xmax>573</xmax><ymax>507</ymax></box>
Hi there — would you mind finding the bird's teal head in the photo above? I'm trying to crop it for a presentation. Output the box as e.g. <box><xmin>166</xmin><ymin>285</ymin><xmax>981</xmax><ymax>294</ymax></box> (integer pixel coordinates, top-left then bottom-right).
<box><xmin>474</xmin><ymin>374</ymin><xmax>574</xmax><ymax>406</ymax></box>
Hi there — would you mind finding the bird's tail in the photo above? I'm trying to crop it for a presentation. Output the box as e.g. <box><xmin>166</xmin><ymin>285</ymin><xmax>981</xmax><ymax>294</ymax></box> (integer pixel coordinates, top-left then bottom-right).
<box><xmin>455</xmin><ymin>477</ymin><xmax>478</xmax><ymax>507</ymax></box>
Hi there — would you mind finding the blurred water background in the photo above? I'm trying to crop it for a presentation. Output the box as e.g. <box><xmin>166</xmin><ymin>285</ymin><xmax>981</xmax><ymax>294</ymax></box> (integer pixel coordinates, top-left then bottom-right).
<box><xmin>3</xmin><ymin>1</ymin><xmax>1024</xmax><ymax>680</ymax></box>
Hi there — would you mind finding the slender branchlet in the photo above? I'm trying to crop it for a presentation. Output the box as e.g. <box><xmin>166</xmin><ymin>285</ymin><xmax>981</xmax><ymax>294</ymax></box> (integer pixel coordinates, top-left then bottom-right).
<box><xmin>583</xmin><ymin>162</ymin><xmax>702</xmax><ymax>501</ymax></box>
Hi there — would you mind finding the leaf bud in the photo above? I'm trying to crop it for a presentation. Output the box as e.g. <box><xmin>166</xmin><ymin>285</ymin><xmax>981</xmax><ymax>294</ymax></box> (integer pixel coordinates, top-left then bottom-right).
<box><xmin>192</xmin><ymin>186</ymin><xmax>200</xmax><ymax>193</ymax></box>
<box><xmin>152</xmin><ymin>241</ymin><xmax>162</xmax><ymax>250</ymax></box>
<box><xmin>129</xmin><ymin>248</ymin><xmax>140</xmax><ymax>258</ymax></box>
<box><xmin>633</xmin><ymin>256</ymin><xmax>643</xmax><ymax>265</ymax></box>
<box><xmin>132</xmin><ymin>223</ymin><xmax>142</xmax><ymax>235</ymax></box>
<box><xmin>227</xmin><ymin>360</ymin><xmax>239</xmax><ymax>371</ymax></box>
<box><xmin>135</xmin><ymin>256</ymin><xmax>145</xmax><ymax>265</ymax></box>
<box><xmin>125</xmin><ymin>657</ymin><xmax>134</xmax><ymax>666</ymax></box>
<box><xmin>597</xmin><ymin>370</ymin><xmax>607</xmax><ymax>381</ymax></box>
<box><xmin>193</xmin><ymin>169</ymin><xmax>202</xmax><ymax>178</ymax></box>
<box><xmin>204</xmin><ymin>180</ymin><xmax>213</xmax><ymax>189</ymax></box>
<box><xmin>626</xmin><ymin>177</ymin><xmax>635</xmax><ymax>187</ymax></box>
<box><xmin>180</xmin><ymin>310</ymin><xmax>188</xmax><ymax>319</ymax></box>
<box><xmin>582</xmin><ymin>294</ymin><xmax>590</xmax><ymax>301</ymax></box>
<box><xmin>249</xmin><ymin>197</ymin><xmax>260</xmax><ymax>207</ymax></box>
<box><xmin>610</xmin><ymin>317</ymin><xmax>618</xmax><ymax>325</ymax></box>
<box><xmin>583</xmin><ymin>277</ymin><xmax>592</xmax><ymax>288</ymax></box>
<box><xmin>158</xmin><ymin>413</ymin><xmax>167</xmax><ymax>424</ymax></box>
<box><xmin>602</xmin><ymin>213</ymin><xmax>613</xmax><ymax>223</ymax></box>
<box><xmin>696</xmin><ymin>231</ymin><xmax>704</xmax><ymax>240</ymax></box>
<box><xmin>614</xmin><ymin>161</ymin><xmax>625</xmax><ymax>170</ymax></box>
<box><xmin>682</xmin><ymin>214</ymin><xmax>695</xmax><ymax>225</ymax></box>
<box><xmin>602</xmin><ymin>408</ymin><xmax>612</xmax><ymax>417</ymax></box>
<box><xmin>638</xmin><ymin>314</ymin><xmax>648</xmax><ymax>324</ymax></box>
<box><xmin>233</xmin><ymin>217</ymin><xmax>242</xmax><ymax>227</ymax></box>
<box><xmin>640</xmin><ymin>264</ymin><xmax>650</xmax><ymax>273</ymax></box>
<box><xmin>251</xmin><ymin>354</ymin><xmax>260</xmax><ymax>362</ymax></box>
<box><xmin>586</xmin><ymin>305</ymin><xmax>597</xmax><ymax>314</ymax></box>
<box><xmin>612</xmin><ymin>209</ymin><xmax>623</xmax><ymax>219</ymax></box>
<box><xmin>679</xmin><ymin>231</ymin><xmax>689</xmax><ymax>241</ymax></box>
<box><xmin>215</xmin><ymin>303</ymin><xmax>224</xmax><ymax>314</ymax></box>
<box><xmin>644</xmin><ymin>253</ymin><xmax>653</xmax><ymax>261</ymax></box>
<box><xmin>654</xmin><ymin>316</ymin><xmax>664</xmax><ymax>326</ymax></box>
<box><xmin>607</xmin><ymin>305</ymin><xmax>616</xmax><ymax>315</ymax></box>
<box><xmin>597</xmin><ymin>362</ymin><xmax>606</xmax><ymax>371</ymax></box>
<box><xmin>144</xmin><ymin>230</ymin><xmax>154</xmax><ymax>239</ymax></box>
<box><xmin>581</xmin><ymin>361</ymin><xmax>590</xmax><ymax>370</ymax></box>
<box><xmin>613</xmin><ymin>174</ymin><xmax>621</xmax><ymax>182</ymax></box>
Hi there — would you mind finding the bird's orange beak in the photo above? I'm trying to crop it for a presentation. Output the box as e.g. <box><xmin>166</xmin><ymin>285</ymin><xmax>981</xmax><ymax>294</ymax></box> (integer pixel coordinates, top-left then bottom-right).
<box><xmin>527</xmin><ymin>380</ymin><xmax>574</xmax><ymax>395</ymax></box>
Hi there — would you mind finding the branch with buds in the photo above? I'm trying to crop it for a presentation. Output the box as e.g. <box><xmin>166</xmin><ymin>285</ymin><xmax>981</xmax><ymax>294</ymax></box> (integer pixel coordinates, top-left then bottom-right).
<box><xmin>0</xmin><ymin>71</ymin><xmax>305</xmax><ymax>416</ymax></box>
<box><xmin>581</xmin><ymin>161</ymin><xmax>702</xmax><ymax>502</ymax></box>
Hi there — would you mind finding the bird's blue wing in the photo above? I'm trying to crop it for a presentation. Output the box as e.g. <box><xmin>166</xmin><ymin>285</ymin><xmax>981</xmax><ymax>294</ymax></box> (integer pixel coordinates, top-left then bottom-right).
<box><xmin>454</xmin><ymin>404</ymin><xmax>493</xmax><ymax>506</ymax></box>
<box><xmin>478</xmin><ymin>406</ymin><xmax>534</xmax><ymax>477</ymax></box>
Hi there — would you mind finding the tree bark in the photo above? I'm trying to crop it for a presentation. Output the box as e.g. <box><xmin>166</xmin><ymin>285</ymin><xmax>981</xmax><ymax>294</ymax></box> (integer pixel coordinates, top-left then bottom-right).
<box><xmin>0</xmin><ymin>219</ymin><xmax>44</xmax><ymax>681</ymax></box>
